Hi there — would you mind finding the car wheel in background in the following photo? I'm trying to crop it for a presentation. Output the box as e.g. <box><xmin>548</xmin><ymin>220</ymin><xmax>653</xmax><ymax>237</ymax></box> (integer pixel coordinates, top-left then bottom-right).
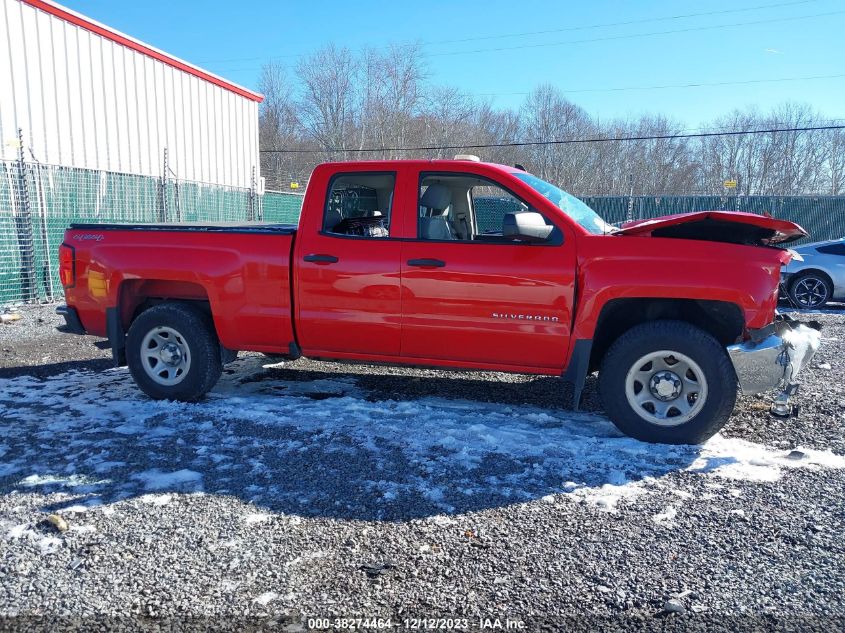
<box><xmin>788</xmin><ymin>272</ymin><xmax>832</xmax><ymax>309</ymax></box>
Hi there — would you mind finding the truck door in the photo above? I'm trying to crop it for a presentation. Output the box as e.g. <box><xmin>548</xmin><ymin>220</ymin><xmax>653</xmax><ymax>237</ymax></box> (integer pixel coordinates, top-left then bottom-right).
<box><xmin>295</xmin><ymin>169</ymin><xmax>404</xmax><ymax>356</ymax></box>
<box><xmin>400</xmin><ymin>171</ymin><xmax>576</xmax><ymax>371</ymax></box>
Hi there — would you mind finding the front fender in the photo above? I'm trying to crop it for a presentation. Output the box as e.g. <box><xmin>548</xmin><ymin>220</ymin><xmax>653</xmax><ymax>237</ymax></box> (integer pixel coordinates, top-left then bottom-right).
<box><xmin>571</xmin><ymin>236</ymin><xmax>788</xmax><ymax>342</ymax></box>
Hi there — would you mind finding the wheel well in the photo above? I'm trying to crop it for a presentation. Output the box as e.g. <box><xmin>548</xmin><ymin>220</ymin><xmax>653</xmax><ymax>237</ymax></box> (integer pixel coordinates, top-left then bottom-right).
<box><xmin>589</xmin><ymin>298</ymin><xmax>744</xmax><ymax>372</ymax></box>
<box><xmin>118</xmin><ymin>279</ymin><xmax>212</xmax><ymax>330</ymax></box>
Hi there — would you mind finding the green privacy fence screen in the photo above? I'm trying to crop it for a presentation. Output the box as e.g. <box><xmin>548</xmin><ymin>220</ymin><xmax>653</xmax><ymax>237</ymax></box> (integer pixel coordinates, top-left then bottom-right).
<box><xmin>455</xmin><ymin>194</ymin><xmax>845</xmax><ymax>244</ymax></box>
<box><xmin>579</xmin><ymin>195</ymin><xmax>845</xmax><ymax>243</ymax></box>
<box><xmin>262</xmin><ymin>190</ymin><xmax>304</xmax><ymax>224</ymax></box>
<box><xmin>0</xmin><ymin>159</ymin><xmax>302</xmax><ymax>306</ymax></box>
<box><xmin>2</xmin><ymin>158</ymin><xmax>844</xmax><ymax>306</ymax></box>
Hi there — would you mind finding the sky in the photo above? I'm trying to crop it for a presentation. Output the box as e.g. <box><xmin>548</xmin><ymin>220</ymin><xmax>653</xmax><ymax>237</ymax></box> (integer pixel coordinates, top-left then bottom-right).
<box><xmin>61</xmin><ymin>0</ymin><xmax>845</xmax><ymax>126</ymax></box>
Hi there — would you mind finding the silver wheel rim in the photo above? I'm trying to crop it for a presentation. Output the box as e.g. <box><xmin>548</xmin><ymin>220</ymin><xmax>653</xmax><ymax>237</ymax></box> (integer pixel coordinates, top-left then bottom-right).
<box><xmin>140</xmin><ymin>326</ymin><xmax>191</xmax><ymax>386</ymax></box>
<box><xmin>624</xmin><ymin>350</ymin><xmax>708</xmax><ymax>427</ymax></box>
<box><xmin>793</xmin><ymin>277</ymin><xmax>828</xmax><ymax>307</ymax></box>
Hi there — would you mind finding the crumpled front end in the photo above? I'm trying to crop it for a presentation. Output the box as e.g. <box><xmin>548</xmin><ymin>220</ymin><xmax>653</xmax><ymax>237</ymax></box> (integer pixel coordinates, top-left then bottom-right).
<box><xmin>727</xmin><ymin>315</ymin><xmax>821</xmax><ymax>415</ymax></box>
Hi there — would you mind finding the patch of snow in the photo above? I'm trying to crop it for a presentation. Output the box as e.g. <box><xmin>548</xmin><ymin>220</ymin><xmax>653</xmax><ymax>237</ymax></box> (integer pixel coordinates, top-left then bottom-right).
<box><xmin>254</xmin><ymin>591</ymin><xmax>278</xmax><ymax>606</ymax></box>
<box><xmin>18</xmin><ymin>473</ymin><xmax>109</xmax><ymax>488</ymax></box>
<box><xmin>285</xmin><ymin>551</ymin><xmax>328</xmax><ymax>567</ymax></box>
<box><xmin>139</xmin><ymin>494</ymin><xmax>172</xmax><ymax>506</ymax></box>
<box><xmin>7</xmin><ymin>524</ymin><xmax>35</xmax><ymax>540</ymax></box>
<box><xmin>1</xmin><ymin>357</ymin><xmax>843</xmax><ymax>519</ymax></box>
<box><xmin>245</xmin><ymin>513</ymin><xmax>270</xmax><ymax>525</ymax></box>
<box><xmin>38</xmin><ymin>536</ymin><xmax>62</xmax><ymax>555</ymax></box>
<box><xmin>652</xmin><ymin>506</ymin><xmax>678</xmax><ymax>525</ymax></box>
<box><xmin>568</xmin><ymin>480</ymin><xmax>649</xmax><ymax>511</ymax></box>
<box><xmin>688</xmin><ymin>436</ymin><xmax>845</xmax><ymax>483</ymax></box>
<box><xmin>132</xmin><ymin>469</ymin><xmax>203</xmax><ymax>492</ymax></box>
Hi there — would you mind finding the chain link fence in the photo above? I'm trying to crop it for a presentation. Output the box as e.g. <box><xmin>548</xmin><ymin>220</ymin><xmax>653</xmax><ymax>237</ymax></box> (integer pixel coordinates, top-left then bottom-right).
<box><xmin>579</xmin><ymin>195</ymin><xmax>845</xmax><ymax>242</ymax></box>
<box><xmin>0</xmin><ymin>158</ymin><xmax>302</xmax><ymax>306</ymax></box>
<box><xmin>261</xmin><ymin>191</ymin><xmax>845</xmax><ymax>246</ymax></box>
<box><xmin>3</xmin><ymin>158</ymin><xmax>844</xmax><ymax>307</ymax></box>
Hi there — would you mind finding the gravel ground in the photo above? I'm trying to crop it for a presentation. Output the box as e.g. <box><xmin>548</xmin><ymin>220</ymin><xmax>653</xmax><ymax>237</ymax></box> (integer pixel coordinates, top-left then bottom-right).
<box><xmin>1</xmin><ymin>303</ymin><xmax>845</xmax><ymax>631</ymax></box>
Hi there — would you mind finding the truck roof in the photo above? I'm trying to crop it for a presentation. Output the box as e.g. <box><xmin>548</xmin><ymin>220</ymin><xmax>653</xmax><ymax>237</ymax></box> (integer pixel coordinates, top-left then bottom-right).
<box><xmin>316</xmin><ymin>159</ymin><xmax>521</xmax><ymax>173</ymax></box>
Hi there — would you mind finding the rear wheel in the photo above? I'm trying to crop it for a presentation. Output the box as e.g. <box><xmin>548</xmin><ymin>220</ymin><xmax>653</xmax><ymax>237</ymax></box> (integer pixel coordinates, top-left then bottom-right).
<box><xmin>127</xmin><ymin>303</ymin><xmax>222</xmax><ymax>401</ymax></box>
<box><xmin>598</xmin><ymin>320</ymin><xmax>737</xmax><ymax>444</ymax></box>
<box><xmin>789</xmin><ymin>272</ymin><xmax>832</xmax><ymax>309</ymax></box>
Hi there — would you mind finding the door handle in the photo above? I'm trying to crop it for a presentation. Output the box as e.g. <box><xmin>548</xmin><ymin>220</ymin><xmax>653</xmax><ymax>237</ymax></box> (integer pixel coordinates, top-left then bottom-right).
<box><xmin>304</xmin><ymin>254</ymin><xmax>339</xmax><ymax>264</ymax></box>
<box><xmin>407</xmin><ymin>258</ymin><xmax>446</xmax><ymax>268</ymax></box>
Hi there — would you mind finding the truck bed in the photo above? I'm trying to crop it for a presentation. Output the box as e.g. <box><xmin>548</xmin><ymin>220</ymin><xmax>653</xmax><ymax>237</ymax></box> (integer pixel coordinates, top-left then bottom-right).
<box><xmin>62</xmin><ymin>223</ymin><xmax>297</xmax><ymax>356</ymax></box>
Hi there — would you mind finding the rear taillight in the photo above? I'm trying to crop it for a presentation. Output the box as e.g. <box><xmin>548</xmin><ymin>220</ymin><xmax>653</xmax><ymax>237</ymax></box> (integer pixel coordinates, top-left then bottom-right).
<box><xmin>59</xmin><ymin>243</ymin><xmax>75</xmax><ymax>288</ymax></box>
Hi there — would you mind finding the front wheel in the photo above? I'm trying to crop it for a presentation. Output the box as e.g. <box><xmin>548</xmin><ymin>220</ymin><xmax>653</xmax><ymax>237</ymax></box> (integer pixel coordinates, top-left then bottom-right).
<box><xmin>598</xmin><ymin>320</ymin><xmax>737</xmax><ymax>444</ymax></box>
<box><xmin>127</xmin><ymin>303</ymin><xmax>222</xmax><ymax>401</ymax></box>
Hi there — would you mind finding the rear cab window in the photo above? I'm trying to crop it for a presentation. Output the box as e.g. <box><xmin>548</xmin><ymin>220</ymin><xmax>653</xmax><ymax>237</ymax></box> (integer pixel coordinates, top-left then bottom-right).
<box><xmin>323</xmin><ymin>172</ymin><xmax>395</xmax><ymax>238</ymax></box>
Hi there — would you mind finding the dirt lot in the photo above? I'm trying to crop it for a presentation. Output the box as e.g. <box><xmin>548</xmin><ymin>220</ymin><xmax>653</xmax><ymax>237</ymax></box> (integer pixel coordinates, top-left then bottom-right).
<box><xmin>1</xmin><ymin>303</ymin><xmax>844</xmax><ymax>630</ymax></box>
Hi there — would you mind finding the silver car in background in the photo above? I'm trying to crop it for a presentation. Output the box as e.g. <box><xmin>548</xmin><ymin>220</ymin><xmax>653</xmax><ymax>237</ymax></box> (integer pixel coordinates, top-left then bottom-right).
<box><xmin>782</xmin><ymin>238</ymin><xmax>845</xmax><ymax>308</ymax></box>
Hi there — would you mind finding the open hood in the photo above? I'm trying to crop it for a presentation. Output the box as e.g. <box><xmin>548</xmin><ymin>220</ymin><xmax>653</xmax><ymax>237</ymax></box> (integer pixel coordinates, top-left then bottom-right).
<box><xmin>617</xmin><ymin>211</ymin><xmax>807</xmax><ymax>245</ymax></box>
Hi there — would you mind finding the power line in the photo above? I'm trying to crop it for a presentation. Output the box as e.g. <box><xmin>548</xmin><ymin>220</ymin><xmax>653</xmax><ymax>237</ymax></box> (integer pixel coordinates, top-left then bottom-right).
<box><xmin>427</xmin><ymin>9</ymin><xmax>845</xmax><ymax>58</ymax></box>
<box><xmin>258</xmin><ymin>124</ymin><xmax>845</xmax><ymax>154</ymax></box>
<box><xmin>429</xmin><ymin>0</ymin><xmax>820</xmax><ymax>46</ymax></box>
<box><xmin>475</xmin><ymin>73</ymin><xmax>845</xmax><ymax>97</ymax></box>
<box><xmin>197</xmin><ymin>0</ymin><xmax>825</xmax><ymax>67</ymax></box>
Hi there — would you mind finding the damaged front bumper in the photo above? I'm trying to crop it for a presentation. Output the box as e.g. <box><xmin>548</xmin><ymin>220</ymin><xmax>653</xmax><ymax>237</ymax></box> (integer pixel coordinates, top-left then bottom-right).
<box><xmin>727</xmin><ymin>315</ymin><xmax>821</xmax><ymax>416</ymax></box>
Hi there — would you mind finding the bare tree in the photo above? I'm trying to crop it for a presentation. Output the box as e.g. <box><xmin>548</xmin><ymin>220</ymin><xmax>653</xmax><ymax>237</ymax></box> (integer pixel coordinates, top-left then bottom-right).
<box><xmin>520</xmin><ymin>85</ymin><xmax>596</xmax><ymax>189</ymax></box>
<box><xmin>258</xmin><ymin>62</ymin><xmax>302</xmax><ymax>189</ymax></box>
<box><xmin>418</xmin><ymin>86</ymin><xmax>476</xmax><ymax>158</ymax></box>
<box><xmin>257</xmin><ymin>44</ymin><xmax>841</xmax><ymax>198</ymax></box>
<box><xmin>360</xmin><ymin>43</ymin><xmax>427</xmax><ymax>158</ymax></box>
<box><xmin>296</xmin><ymin>45</ymin><xmax>358</xmax><ymax>159</ymax></box>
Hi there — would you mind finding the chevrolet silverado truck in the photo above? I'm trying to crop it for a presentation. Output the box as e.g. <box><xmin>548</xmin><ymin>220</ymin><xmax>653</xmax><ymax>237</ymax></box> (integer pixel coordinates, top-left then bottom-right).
<box><xmin>56</xmin><ymin>158</ymin><xmax>821</xmax><ymax>444</ymax></box>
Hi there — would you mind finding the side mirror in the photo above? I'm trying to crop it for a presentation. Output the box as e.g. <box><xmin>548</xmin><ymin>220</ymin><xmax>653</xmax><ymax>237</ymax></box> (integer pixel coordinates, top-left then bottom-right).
<box><xmin>502</xmin><ymin>212</ymin><xmax>554</xmax><ymax>243</ymax></box>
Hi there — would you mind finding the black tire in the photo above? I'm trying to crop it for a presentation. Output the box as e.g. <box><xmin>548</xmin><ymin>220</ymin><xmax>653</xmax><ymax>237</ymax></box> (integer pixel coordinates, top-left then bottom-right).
<box><xmin>788</xmin><ymin>271</ymin><xmax>832</xmax><ymax>309</ymax></box>
<box><xmin>126</xmin><ymin>302</ymin><xmax>222</xmax><ymax>401</ymax></box>
<box><xmin>598</xmin><ymin>320</ymin><xmax>737</xmax><ymax>444</ymax></box>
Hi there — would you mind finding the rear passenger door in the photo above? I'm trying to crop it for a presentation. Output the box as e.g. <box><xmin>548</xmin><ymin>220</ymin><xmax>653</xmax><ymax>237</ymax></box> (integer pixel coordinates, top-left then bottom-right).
<box><xmin>400</xmin><ymin>171</ymin><xmax>576</xmax><ymax>371</ymax></box>
<box><xmin>295</xmin><ymin>170</ymin><xmax>404</xmax><ymax>357</ymax></box>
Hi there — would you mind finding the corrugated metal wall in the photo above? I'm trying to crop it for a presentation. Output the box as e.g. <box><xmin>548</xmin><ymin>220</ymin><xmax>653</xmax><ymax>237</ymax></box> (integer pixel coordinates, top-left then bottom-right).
<box><xmin>0</xmin><ymin>0</ymin><xmax>260</xmax><ymax>188</ymax></box>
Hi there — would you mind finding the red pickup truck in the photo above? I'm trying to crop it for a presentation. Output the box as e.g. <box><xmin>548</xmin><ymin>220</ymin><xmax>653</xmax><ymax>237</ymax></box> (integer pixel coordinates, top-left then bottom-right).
<box><xmin>57</xmin><ymin>159</ymin><xmax>820</xmax><ymax>444</ymax></box>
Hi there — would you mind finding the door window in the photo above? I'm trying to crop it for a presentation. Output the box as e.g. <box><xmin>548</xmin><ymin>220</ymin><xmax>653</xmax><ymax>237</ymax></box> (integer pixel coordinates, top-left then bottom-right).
<box><xmin>323</xmin><ymin>173</ymin><xmax>395</xmax><ymax>238</ymax></box>
<box><xmin>418</xmin><ymin>173</ymin><xmax>558</xmax><ymax>243</ymax></box>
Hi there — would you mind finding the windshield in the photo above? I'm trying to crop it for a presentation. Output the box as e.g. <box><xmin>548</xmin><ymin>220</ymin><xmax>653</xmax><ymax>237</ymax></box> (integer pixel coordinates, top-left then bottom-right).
<box><xmin>515</xmin><ymin>172</ymin><xmax>613</xmax><ymax>235</ymax></box>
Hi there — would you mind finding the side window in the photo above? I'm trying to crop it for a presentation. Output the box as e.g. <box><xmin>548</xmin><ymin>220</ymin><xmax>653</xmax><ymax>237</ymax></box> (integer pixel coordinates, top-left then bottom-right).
<box><xmin>470</xmin><ymin>184</ymin><xmax>529</xmax><ymax>236</ymax></box>
<box><xmin>418</xmin><ymin>173</ymin><xmax>558</xmax><ymax>244</ymax></box>
<box><xmin>323</xmin><ymin>173</ymin><xmax>395</xmax><ymax>238</ymax></box>
<box><xmin>817</xmin><ymin>243</ymin><xmax>845</xmax><ymax>256</ymax></box>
